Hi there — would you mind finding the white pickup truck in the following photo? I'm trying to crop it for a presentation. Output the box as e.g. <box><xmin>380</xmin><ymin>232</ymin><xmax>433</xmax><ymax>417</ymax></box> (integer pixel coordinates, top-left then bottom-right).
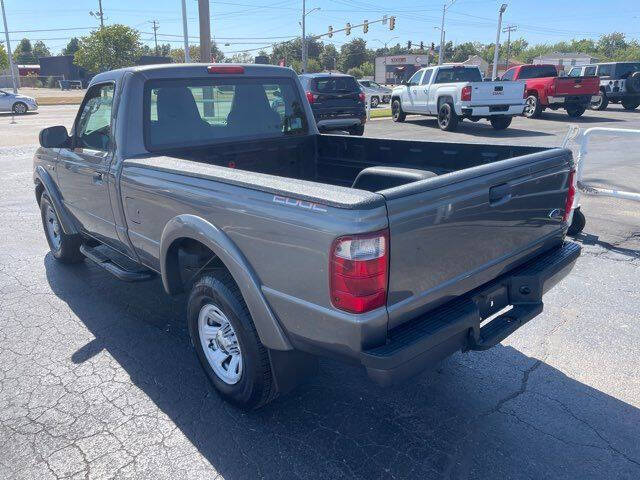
<box><xmin>391</xmin><ymin>65</ymin><xmax>525</xmax><ymax>131</ymax></box>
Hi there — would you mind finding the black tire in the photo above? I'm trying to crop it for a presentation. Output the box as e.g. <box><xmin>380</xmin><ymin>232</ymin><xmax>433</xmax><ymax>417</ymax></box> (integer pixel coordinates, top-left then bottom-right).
<box><xmin>489</xmin><ymin>116</ymin><xmax>513</xmax><ymax>130</ymax></box>
<box><xmin>621</xmin><ymin>99</ymin><xmax>640</xmax><ymax>111</ymax></box>
<box><xmin>567</xmin><ymin>207</ymin><xmax>586</xmax><ymax>236</ymax></box>
<box><xmin>187</xmin><ymin>271</ymin><xmax>277</xmax><ymax>410</ymax></box>
<box><xmin>12</xmin><ymin>102</ymin><xmax>28</xmax><ymax>114</ymax></box>
<box><xmin>348</xmin><ymin>124</ymin><xmax>365</xmax><ymax>136</ymax></box>
<box><xmin>591</xmin><ymin>91</ymin><xmax>609</xmax><ymax>111</ymax></box>
<box><xmin>370</xmin><ymin>96</ymin><xmax>379</xmax><ymax>108</ymax></box>
<box><xmin>391</xmin><ymin>99</ymin><xmax>406</xmax><ymax>122</ymax></box>
<box><xmin>566</xmin><ymin>104</ymin><xmax>586</xmax><ymax>118</ymax></box>
<box><xmin>437</xmin><ymin>102</ymin><xmax>458</xmax><ymax>131</ymax></box>
<box><xmin>523</xmin><ymin>94</ymin><xmax>542</xmax><ymax>118</ymax></box>
<box><xmin>39</xmin><ymin>194</ymin><xmax>84</xmax><ymax>263</ymax></box>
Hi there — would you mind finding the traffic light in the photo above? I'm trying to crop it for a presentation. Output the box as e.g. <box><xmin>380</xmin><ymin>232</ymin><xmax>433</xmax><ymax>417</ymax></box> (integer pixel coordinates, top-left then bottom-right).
<box><xmin>328</xmin><ymin>26</ymin><xmax>333</xmax><ymax>38</ymax></box>
<box><xmin>407</xmin><ymin>41</ymin><xmax>412</xmax><ymax>50</ymax></box>
<box><xmin>346</xmin><ymin>23</ymin><xmax>351</xmax><ymax>35</ymax></box>
<box><xmin>389</xmin><ymin>16</ymin><xmax>395</xmax><ymax>30</ymax></box>
<box><xmin>363</xmin><ymin>20</ymin><xmax>368</xmax><ymax>34</ymax></box>
<box><xmin>420</xmin><ymin>41</ymin><xmax>424</xmax><ymax>50</ymax></box>
<box><xmin>431</xmin><ymin>42</ymin><xmax>435</xmax><ymax>51</ymax></box>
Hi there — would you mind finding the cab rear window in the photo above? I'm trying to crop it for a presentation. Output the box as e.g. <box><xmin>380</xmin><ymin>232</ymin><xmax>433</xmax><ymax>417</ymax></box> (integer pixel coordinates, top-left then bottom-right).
<box><xmin>312</xmin><ymin>76</ymin><xmax>360</xmax><ymax>93</ymax></box>
<box><xmin>434</xmin><ymin>68</ymin><xmax>482</xmax><ymax>83</ymax></box>
<box><xmin>519</xmin><ymin>65</ymin><xmax>558</xmax><ymax>79</ymax></box>
<box><xmin>143</xmin><ymin>77</ymin><xmax>308</xmax><ymax>151</ymax></box>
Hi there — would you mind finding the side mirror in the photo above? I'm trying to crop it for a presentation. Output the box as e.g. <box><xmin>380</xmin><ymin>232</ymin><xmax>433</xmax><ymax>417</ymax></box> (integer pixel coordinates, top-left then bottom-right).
<box><xmin>39</xmin><ymin>126</ymin><xmax>70</xmax><ymax>148</ymax></box>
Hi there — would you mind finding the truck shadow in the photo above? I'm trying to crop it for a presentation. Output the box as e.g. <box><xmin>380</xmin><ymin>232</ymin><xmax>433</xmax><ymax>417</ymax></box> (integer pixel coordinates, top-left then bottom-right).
<box><xmin>534</xmin><ymin>111</ymin><xmax>625</xmax><ymax>123</ymax></box>
<box><xmin>405</xmin><ymin>118</ymin><xmax>554</xmax><ymax>138</ymax></box>
<box><xmin>44</xmin><ymin>255</ymin><xmax>640</xmax><ymax>479</ymax></box>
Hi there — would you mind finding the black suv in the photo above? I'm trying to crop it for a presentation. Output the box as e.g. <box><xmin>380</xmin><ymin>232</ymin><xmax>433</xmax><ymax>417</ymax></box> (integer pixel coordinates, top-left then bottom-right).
<box><xmin>299</xmin><ymin>73</ymin><xmax>366</xmax><ymax>135</ymax></box>
<box><xmin>569</xmin><ymin>62</ymin><xmax>640</xmax><ymax>111</ymax></box>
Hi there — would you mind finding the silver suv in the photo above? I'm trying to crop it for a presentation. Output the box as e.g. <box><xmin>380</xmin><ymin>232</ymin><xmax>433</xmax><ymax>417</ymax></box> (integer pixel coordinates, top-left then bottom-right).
<box><xmin>358</xmin><ymin>80</ymin><xmax>392</xmax><ymax>107</ymax></box>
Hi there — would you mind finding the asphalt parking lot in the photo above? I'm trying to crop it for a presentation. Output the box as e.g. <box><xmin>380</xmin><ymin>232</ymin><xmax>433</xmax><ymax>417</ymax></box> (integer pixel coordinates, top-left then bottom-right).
<box><xmin>1</xmin><ymin>105</ymin><xmax>639</xmax><ymax>479</ymax></box>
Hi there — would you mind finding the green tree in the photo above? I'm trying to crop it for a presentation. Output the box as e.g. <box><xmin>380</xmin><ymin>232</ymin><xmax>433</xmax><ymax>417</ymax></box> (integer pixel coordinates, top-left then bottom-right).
<box><xmin>74</xmin><ymin>25</ymin><xmax>142</xmax><ymax>73</ymax></box>
<box><xmin>319</xmin><ymin>44</ymin><xmax>338</xmax><ymax>70</ymax></box>
<box><xmin>62</xmin><ymin>37</ymin><xmax>80</xmax><ymax>56</ymax></box>
<box><xmin>597</xmin><ymin>32</ymin><xmax>627</xmax><ymax>60</ymax></box>
<box><xmin>32</xmin><ymin>41</ymin><xmax>51</xmax><ymax>60</ymax></box>
<box><xmin>0</xmin><ymin>42</ymin><xmax>8</xmax><ymax>70</ymax></box>
<box><xmin>337</xmin><ymin>38</ymin><xmax>370</xmax><ymax>72</ymax></box>
<box><xmin>450</xmin><ymin>42</ymin><xmax>480</xmax><ymax>63</ymax></box>
<box><xmin>13</xmin><ymin>39</ymin><xmax>36</xmax><ymax>64</ymax></box>
<box><xmin>346</xmin><ymin>66</ymin><xmax>364</xmax><ymax>78</ymax></box>
<box><xmin>169</xmin><ymin>43</ymin><xmax>224</xmax><ymax>63</ymax></box>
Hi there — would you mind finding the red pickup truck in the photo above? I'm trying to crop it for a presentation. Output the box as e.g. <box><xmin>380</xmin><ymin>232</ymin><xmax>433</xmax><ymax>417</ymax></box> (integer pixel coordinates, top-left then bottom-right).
<box><xmin>501</xmin><ymin>64</ymin><xmax>600</xmax><ymax>118</ymax></box>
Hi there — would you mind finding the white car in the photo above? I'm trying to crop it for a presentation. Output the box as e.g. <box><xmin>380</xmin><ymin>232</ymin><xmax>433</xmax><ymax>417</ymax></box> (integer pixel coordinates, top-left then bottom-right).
<box><xmin>0</xmin><ymin>89</ymin><xmax>38</xmax><ymax>114</ymax></box>
<box><xmin>391</xmin><ymin>66</ymin><xmax>525</xmax><ymax>131</ymax></box>
<box><xmin>358</xmin><ymin>80</ymin><xmax>392</xmax><ymax>108</ymax></box>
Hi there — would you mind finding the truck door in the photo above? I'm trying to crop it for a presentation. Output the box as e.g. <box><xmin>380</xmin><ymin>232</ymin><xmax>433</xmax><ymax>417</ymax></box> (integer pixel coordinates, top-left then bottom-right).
<box><xmin>57</xmin><ymin>82</ymin><xmax>118</xmax><ymax>245</ymax></box>
<box><xmin>416</xmin><ymin>68</ymin><xmax>433</xmax><ymax>113</ymax></box>
<box><xmin>405</xmin><ymin>70</ymin><xmax>424</xmax><ymax>110</ymax></box>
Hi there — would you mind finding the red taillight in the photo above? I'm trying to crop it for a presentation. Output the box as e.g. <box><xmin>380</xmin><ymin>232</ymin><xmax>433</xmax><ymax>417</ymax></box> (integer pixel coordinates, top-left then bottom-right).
<box><xmin>330</xmin><ymin>230</ymin><xmax>389</xmax><ymax>314</ymax></box>
<box><xmin>563</xmin><ymin>170</ymin><xmax>576</xmax><ymax>222</ymax></box>
<box><xmin>461</xmin><ymin>85</ymin><xmax>472</xmax><ymax>102</ymax></box>
<box><xmin>207</xmin><ymin>65</ymin><xmax>244</xmax><ymax>74</ymax></box>
<box><xmin>306</xmin><ymin>91</ymin><xmax>317</xmax><ymax>104</ymax></box>
<box><xmin>359</xmin><ymin>92</ymin><xmax>366</xmax><ymax>103</ymax></box>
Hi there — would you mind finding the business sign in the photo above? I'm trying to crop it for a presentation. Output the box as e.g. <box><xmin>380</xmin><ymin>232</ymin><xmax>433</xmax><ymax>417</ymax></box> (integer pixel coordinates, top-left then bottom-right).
<box><xmin>389</xmin><ymin>57</ymin><xmax>407</xmax><ymax>63</ymax></box>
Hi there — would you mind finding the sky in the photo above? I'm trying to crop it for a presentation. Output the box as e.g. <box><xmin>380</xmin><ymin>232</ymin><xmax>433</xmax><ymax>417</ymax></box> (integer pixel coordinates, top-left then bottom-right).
<box><xmin>2</xmin><ymin>0</ymin><xmax>640</xmax><ymax>59</ymax></box>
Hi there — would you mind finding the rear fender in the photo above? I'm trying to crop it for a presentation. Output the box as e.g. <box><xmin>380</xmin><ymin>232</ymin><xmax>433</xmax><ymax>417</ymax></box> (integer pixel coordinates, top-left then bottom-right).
<box><xmin>34</xmin><ymin>165</ymin><xmax>78</xmax><ymax>235</ymax></box>
<box><xmin>159</xmin><ymin>214</ymin><xmax>292</xmax><ymax>351</ymax></box>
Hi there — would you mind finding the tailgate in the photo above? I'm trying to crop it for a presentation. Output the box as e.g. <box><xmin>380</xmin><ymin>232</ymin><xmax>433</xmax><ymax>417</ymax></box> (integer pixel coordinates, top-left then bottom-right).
<box><xmin>553</xmin><ymin>76</ymin><xmax>599</xmax><ymax>96</ymax></box>
<box><xmin>470</xmin><ymin>81</ymin><xmax>524</xmax><ymax>106</ymax></box>
<box><xmin>383</xmin><ymin>149</ymin><xmax>572</xmax><ymax>329</ymax></box>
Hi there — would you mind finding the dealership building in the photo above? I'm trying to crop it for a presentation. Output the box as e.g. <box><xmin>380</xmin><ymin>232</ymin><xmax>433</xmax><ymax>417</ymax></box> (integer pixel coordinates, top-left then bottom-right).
<box><xmin>374</xmin><ymin>54</ymin><xmax>432</xmax><ymax>85</ymax></box>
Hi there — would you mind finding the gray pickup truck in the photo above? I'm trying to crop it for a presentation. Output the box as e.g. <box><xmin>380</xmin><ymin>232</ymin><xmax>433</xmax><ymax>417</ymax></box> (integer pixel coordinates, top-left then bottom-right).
<box><xmin>34</xmin><ymin>64</ymin><xmax>580</xmax><ymax>409</ymax></box>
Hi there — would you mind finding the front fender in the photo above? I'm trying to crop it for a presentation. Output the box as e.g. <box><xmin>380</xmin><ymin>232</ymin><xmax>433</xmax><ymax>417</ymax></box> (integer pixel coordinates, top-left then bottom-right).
<box><xmin>159</xmin><ymin>214</ymin><xmax>292</xmax><ymax>351</ymax></box>
<box><xmin>34</xmin><ymin>165</ymin><xmax>78</xmax><ymax>235</ymax></box>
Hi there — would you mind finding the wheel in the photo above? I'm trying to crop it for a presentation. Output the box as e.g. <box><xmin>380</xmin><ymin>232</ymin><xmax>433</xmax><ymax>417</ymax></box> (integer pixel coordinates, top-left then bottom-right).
<box><xmin>590</xmin><ymin>91</ymin><xmax>608</xmax><ymax>110</ymax></box>
<box><xmin>370</xmin><ymin>96</ymin><xmax>379</xmax><ymax>108</ymax></box>
<box><xmin>187</xmin><ymin>271</ymin><xmax>277</xmax><ymax>410</ymax></box>
<box><xmin>391</xmin><ymin>99</ymin><xmax>406</xmax><ymax>122</ymax></box>
<box><xmin>39</xmin><ymin>193</ymin><xmax>84</xmax><ymax>263</ymax></box>
<box><xmin>489</xmin><ymin>116</ymin><xmax>512</xmax><ymax>130</ymax></box>
<box><xmin>382</xmin><ymin>95</ymin><xmax>390</xmax><ymax>104</ymax></box>
<box><xmin>348</xmin><ymin>124</ymin><xmax>365</xmax><ymax>136</ymax></box>
<box><xmin>437</xmin><ymin>102</ymin><xmax>459</xmax><ymax>131</ymax></box>
<box><xmin>621</xmin><ymin>99</ymin><xmax>640</xmax><ymax>111</ymax></box>
<box><xmin>567</xmin><ymin>207</ymin><xmax>586</xmax><ymax>236</ymax></box>
<box><xmin>566</xmin><ymin>105</ymin><xmax>586</xmax><ymax>118</ymax></box>
<box><xmin>523</xmin><ymin>95</ymin><xmax>542</xmax><ymax>118</ymax></box>
<box><xmin>12</xmin><ymin>102</ymin><xmax>28</xmax><ymax>114</ymax></box>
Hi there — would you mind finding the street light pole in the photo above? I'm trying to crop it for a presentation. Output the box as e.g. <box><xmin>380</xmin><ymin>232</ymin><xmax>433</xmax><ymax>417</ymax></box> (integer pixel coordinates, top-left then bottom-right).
<box><xmin>0</xmin><ymin>0</ymin><xmax>17</xmax><ymax>93</ymax></box>
<box><xmin>198</xmin><ymin>0</ymin><xmax>211</xmax><ymax>63</ymax></box>
<box><xmin>491</xmin><ymin>4</ymin><xmax>508</xmax><ymax>80</ymax></box>
<box><xmin>438</xmin><ymin>0</ymin><xmax>456</xmax><ymax>65</ymax></box>
<box><xmin>302</xmin><ymin>0</ymin><xmax>306</xmax><ymax>72</ymax></box>
<box><xmin>181</xmin><ymin>0</ymin><xmax>191</xmax><ymax>62</ymax></box>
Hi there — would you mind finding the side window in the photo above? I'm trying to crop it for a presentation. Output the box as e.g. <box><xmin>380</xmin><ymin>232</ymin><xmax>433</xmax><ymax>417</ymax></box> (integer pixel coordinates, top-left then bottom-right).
<box><xmin>568</xmin><ymin>68</ymin><xmax>582</xmax><ymax>77</ymax></box>
<box><xmin>407</xmin><ymin>70</ymin><xmax>422</xmax><ymax>86</ymax></box>
<box><xmin>584</xmin><ymin>66</ymin><xmax>596</xmax><ymax>76</ymax></box>
<box><xmin>420</xmin><ymin>69</ymin><xmax>433</xmax><ymax>85</ymax></box>
<box><xmin>597</xmin><ymin>64</ymin><xmax>612</xmax><ymax>77</ymax></box>
<box><xmin>76</xmin><ymin>83</ymin><xmax>114</xmax><ymax>151</ymax></box>
<box><xmin>502</xmin><ymin>69</ymin><xmax>515</xmax><ymax>81</ymax></box>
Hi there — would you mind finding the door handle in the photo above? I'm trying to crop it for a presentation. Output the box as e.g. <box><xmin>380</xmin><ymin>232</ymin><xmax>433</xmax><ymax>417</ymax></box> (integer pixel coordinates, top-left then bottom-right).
<box><xmin>489</xmin><ymin>183</ymin><xmax>512</xmax><ymax>206</ymax></box>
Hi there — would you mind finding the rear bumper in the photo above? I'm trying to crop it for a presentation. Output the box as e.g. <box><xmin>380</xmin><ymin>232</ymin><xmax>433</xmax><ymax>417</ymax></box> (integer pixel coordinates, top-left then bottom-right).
<box><xmin>316</xmin><ymin>118</ymin><xmax>363</xmax><ymax>130</ymax></box>
<box><xmin>459</xmin><ymin>103</ymin><xmax>524</xmax><ymax>117</ymax></box>
<box><xmin>547</xmin><ymin>95</ymin><xmax>595</xmax><ymax>106</ymax></box>
<box><xmin>361</xmin><ymin>241</ymin><xmax>581</xmax><ymax>386</ymax></box>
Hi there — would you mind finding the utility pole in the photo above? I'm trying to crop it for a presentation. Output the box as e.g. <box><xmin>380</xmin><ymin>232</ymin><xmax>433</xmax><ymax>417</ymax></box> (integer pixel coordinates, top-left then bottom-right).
<box><xmin>502</xmin><ymin>24</ymin><xmax>517</xmax><ymax>69</ymax></box>
<box><xmin>90</xmin><ymin>0</ymin><xmax>105</xmax><ymax>28</ymax></box>
<box><xmin>181</xmin><ymin>0</ymin><xmax>191</xmax><ymax>62</ymax></box>
<box><xmin>438</xmin><ymin>0</ymin><xmax>456</xmax><ymax>65</ymax></box>
<box><xmin>150</xmin><ymin>20</ymin><xmax>159</xmax><ymax>55</ymax></box>
<box><xmin>491</xmin><ymin>4</ymin><xmax>508</xmax><ymax>80</ymax></box>
<box><xmin>302</xmin><ymin>0</ymin><xmax>306</xmax><ymax>72</ymax></box>
<box><xmin>198</xmin><ymin>0</ymin><xmax>211</xmax><ymax>63</ymax></box>
<box><xmin>1</xmin><ymin>0</ymin><xmax>17</xmax><ymax>93</ymax></box>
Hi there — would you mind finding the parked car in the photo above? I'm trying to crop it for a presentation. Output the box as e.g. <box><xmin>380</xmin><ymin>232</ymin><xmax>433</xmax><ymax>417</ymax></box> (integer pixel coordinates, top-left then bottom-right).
<box><xmin>299</xmin><ymin>72</ymin><xmax>366</xmax><ymax>135</ymax></box>
<box><xmin>502</xmin><ymin>64</ymin><xmax>600</xmax><ymax>118</ymax></box>
<box><xmin>568</xmin><ymin>62</ymin><xmax>640</xmax><ymax>111</ymax></box>
<box><xmin>391</xmin><ymin>65</ymin><xmax>525</xmax><ymax>131</ymax></box>
<box><xmin>34</xmin><ymin>63</ymin><xmax>580</xmax><ymax>409</ymax></box>
<box><xmin>0</xmin><ymin>89</ymin><xmax>38</xmax><ymax>114</ymax></box>
<box><xmin>358</xmin><ymin>80</ymin><xmax>392</xmax><ymax>107</ymax></box>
